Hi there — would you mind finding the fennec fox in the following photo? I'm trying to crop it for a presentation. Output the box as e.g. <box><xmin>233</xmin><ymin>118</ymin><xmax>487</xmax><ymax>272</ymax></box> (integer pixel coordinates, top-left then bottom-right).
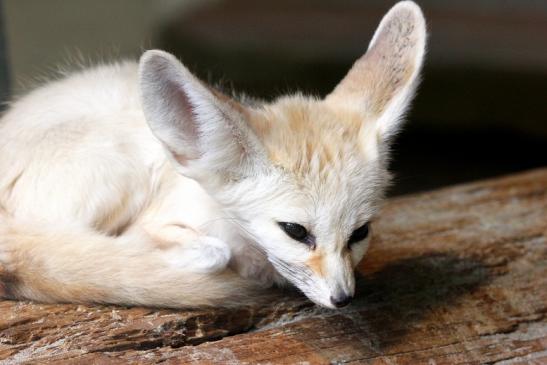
<box><xmin>0</xmin><ymin>2</ymin><xmax>426</xmax><ymax>309</ymax></box>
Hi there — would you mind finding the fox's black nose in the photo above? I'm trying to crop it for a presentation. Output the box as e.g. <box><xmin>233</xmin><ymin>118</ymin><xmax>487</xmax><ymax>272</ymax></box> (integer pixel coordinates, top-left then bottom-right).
<box><xmin>330</xmin><ymin>294</ymin><xmax>353</xmax><ymax>308</ymax></box>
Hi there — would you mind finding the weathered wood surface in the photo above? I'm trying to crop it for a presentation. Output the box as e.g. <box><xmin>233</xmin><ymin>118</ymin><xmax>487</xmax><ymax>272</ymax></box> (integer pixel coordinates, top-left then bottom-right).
<box><xmin>1</xmin><ymin>168</ymin><xmax>546</xmax><ymax>364</ymax></box>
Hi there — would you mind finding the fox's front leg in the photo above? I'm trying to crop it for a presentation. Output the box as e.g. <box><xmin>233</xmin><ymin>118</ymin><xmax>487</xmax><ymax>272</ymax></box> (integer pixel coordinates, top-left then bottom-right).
<box><xmin>136</xmin><ymin>223</ymin><xmax>232</xmax><ymax>274</ymax></box>
<box><xmin>0</xmin><ymin>220</ymin><xmax>259</xmax><ymax>307</ymax></box>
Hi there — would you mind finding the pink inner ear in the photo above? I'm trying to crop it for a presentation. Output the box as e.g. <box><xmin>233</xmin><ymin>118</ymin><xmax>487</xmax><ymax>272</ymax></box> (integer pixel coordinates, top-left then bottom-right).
<box><xmin>366</xmin><ymin>38</ymin><xmax>417</xmax><ymax>116</ymax></box>
<box><xmin>177</xmin><ymin>85</ymin><xmax>200</xmax><ymax>139</ymax></box>
<box><xmin>325</xmin><ymin>2</ymin><xmax>425</xmax><ymax>118</ymax></box>
<box><xmin>165</xmin><ymin>80</ymin><xmax>202</xmax><ymax>166</ymax></box>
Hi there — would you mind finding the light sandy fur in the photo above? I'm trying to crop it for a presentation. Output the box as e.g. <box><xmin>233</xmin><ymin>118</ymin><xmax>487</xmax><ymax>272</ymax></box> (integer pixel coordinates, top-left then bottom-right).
<box><xmin>0</xmin><ymin>2</ymin><xmax>426</xmax><ymax>308</ymax></box>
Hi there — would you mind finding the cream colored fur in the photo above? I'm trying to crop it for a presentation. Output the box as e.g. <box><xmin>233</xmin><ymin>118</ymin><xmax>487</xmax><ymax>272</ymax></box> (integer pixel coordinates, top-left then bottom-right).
<box><xmin>0</xmin><ymin>2</ymin><xmax>426</xmax><ymax>308</ymax></box>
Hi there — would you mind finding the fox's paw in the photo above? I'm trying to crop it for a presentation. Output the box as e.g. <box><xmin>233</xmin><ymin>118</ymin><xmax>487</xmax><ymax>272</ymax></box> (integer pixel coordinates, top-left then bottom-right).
<box><xmin>163</xmin><ymin>236</ymin><xmax>231</xmax><ymax>274</ymax></box>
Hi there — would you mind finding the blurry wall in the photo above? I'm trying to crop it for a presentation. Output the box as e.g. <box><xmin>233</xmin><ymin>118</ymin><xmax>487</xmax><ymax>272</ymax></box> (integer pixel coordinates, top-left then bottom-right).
<box><xmin>3</xmin><ymin>0</ymin><xmax>208</xmax><ymax>93</ymax></box>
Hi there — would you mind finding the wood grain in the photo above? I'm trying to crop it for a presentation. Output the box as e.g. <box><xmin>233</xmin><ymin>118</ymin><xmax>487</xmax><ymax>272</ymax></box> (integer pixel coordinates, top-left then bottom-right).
<box><xmin>1</xmin><ymin>168</ymin><xmax>546</xmax><ymax>364</ymax></box>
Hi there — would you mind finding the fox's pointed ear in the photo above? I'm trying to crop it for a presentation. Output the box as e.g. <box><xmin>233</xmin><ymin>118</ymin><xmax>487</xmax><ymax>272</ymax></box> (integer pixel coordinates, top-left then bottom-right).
<box><xmin>326</xmin><ymin>1</ymin><xmax>426</xmax><ymax>144</ymax></box>
<box><xmin>139</xmin><ymin>50</ymin><xmax>264</xmax><ymax>186</ymax></box>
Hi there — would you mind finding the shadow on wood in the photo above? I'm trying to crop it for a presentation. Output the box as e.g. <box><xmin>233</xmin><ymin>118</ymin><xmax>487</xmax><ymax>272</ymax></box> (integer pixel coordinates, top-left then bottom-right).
<box><xmin>354</xmin><ymin>253</ymin><xmax>490</xmax><ymax>350</ymax></box>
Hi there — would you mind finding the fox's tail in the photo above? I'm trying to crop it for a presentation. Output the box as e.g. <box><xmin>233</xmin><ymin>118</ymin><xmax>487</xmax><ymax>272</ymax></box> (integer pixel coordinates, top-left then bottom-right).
<box><xmin>0</xmin><ymin>212</ymin><xmax>263</xmax><ymax>308</ymax></box>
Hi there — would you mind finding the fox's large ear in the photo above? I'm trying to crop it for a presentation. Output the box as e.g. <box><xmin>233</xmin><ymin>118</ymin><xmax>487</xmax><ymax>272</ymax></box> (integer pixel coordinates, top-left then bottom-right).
<box><xmin>139</xmin><ymin>50</ymin><xmax>265</xmax><ymax>186</ymax></box>
<box><xmin>326</xmin><ymin>1</ymin><xmax>426</xmax><ymax>151</ymax></box>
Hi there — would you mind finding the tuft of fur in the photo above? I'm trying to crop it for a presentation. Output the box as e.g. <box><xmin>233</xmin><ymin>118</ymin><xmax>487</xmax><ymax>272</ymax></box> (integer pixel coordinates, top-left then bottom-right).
<box><xmin>0</xmin><ymin>2</ymin><xmax>426</xmax><ymax>308</ymax></box>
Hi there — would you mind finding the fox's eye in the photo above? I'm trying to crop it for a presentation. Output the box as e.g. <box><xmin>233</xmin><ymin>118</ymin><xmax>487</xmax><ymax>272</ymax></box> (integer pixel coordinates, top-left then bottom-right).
<box><xmin>348</xmin><ymin>222</ymin><xmax>370</xmax><ymax>247</ymax></box>
<box><xmin>277</xmin><ymin>222</ymin><xmax>314</xmax><ymax>247</ymax></box>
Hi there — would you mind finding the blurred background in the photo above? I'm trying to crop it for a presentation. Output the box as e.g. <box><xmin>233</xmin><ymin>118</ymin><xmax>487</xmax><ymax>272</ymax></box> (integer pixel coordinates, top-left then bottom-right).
<box><xmin>1</xmin><ymin>0</ymin><xmax>546</xmax><ymax>196</ymax></box>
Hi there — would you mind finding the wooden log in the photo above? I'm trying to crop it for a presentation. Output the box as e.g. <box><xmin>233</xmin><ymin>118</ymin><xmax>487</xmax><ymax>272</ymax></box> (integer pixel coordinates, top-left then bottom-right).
<box><xmin>1</xmin><ymin>168</ymin><xmax>546</xmax><ymax>364</ymax></box>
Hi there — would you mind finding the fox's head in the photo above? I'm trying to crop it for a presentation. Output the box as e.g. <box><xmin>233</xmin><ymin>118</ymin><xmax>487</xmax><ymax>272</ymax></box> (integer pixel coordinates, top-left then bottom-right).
<box><xmin>139</xmin><ymin>1</ymin><xmax>426</xmax><ymax>308</ymax></box>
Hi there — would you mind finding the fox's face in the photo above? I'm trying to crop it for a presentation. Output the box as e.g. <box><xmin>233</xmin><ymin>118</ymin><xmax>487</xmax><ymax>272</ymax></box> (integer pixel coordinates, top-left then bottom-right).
<box><xmin>224</xmin><ymin>98</ymin><xmax>390</xmax><ymax>308</ymax></box>
<box><xmin>140</xmin><ymin>1</ymin><xmax>426</xmax><ymax>308</ymax></box>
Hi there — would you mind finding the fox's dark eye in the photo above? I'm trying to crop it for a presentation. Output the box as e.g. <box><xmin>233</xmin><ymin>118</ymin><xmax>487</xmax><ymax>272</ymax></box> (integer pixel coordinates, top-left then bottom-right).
<box><xmin>277</xmin><ymin>222</ymin><xmax>315</xmax><ymax>248</ymax></box>
<box><xmin>348</xmin><ymin>222</ymin><xmax>370</xmax><ymax>247</ymax></box>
